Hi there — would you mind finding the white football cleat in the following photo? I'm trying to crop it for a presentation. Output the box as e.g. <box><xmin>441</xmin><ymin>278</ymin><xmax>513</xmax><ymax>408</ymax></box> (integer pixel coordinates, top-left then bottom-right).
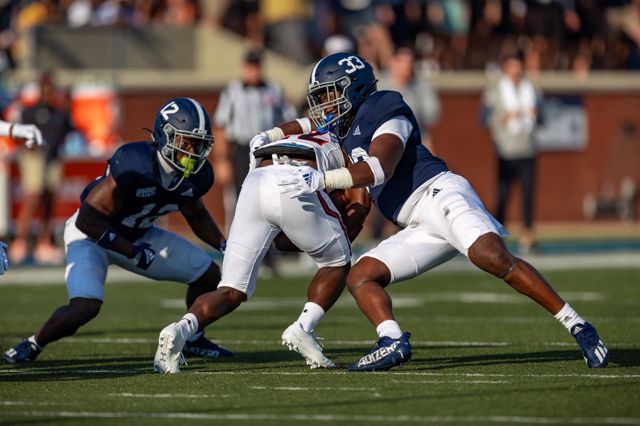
<box><xmin>281</xmin><ymin>321</ymin><xmax>336</xmax><ymax>369</ymax></box>
<box><xmin>153</xmin><ymin>322</ymin><xmax>187</xmax><ymax>374</ymax></box>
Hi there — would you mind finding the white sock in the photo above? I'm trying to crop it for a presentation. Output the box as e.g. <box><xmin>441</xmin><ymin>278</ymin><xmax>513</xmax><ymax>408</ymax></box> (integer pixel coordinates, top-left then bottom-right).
<box><xmin>296</xmin><ymin>302</ymin><xmax>325</xmax><ymax>332</ymax></box>
<box><xmin>28</xmin><ymin>335</ymin><xmax>43</xmax><ymax>350</ymax></box>
<box><xmin>376</xmin><ymin>320</ymin><xmax>403</xmax><ymax>339</ymax></box>
<box><xmin>176</xmin><ymin>313</ymin><xmax>199</xmax><ymax>340</ymax></box>
<box><xmin>553</xmin><ymin>303</ymin><xmax>585</xmax><ymax>332</ymax></box>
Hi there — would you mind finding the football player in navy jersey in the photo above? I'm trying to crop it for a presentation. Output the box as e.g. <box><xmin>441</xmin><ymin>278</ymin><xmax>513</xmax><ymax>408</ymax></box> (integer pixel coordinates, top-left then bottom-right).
<box><xmin>3</xmin><ymin>98</ymin><xmax>232</xmax><ymax>364</ymax></box>
<box><xmin>274</xmin><ymin>52</ymin><xmax>608</xmax><ymax>371</ymax></box>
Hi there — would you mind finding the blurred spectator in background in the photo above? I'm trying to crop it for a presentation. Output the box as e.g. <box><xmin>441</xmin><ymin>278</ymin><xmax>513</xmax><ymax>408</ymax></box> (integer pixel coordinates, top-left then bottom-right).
<box><xmin>260</xmin><ymin>0</ymin><xmax>311</xmax><ymax>64</ymax></box>
<box><xmin>212</xmin><ymin>48</ymin><xmax>296</xmax><ymax>274</ymax></box>
<box><xmin>0</xmin><ymin>119</ymin><xmax>43</xmax><ymax>275</ymax></box>
<box><xmin>212</xmin><ymin>48</ymin><xmax>296</xmax><ymax>225</ymax></box>
<box><xmin>604</xmin><ymin>0</ymin><xmax>640</xmax><ymax>48</ymax></box>
<box><xmin>323</xmin><ymin>33</ymin><xmax>355</xmax><ymax>56</ymax></box>
<box><xmin>0</xmin><ymin>0</ymin><xmax>638</xmax><ymax>72</ymax></box>
<box><xmin>484</xmin><ymin>52</ymin><xmax>540</xmax><ymax>254</ymax></box>
<box><xmin>9</xmin><ymin>72</ymin><xmax>74</xmax><ymax>265</ymax></box>
<box><xmin>332</xmin><ymin>0</ymin><xmax>394</xmax><ymax>69</ymax></box>
<box><xmin>379</xmin><ymin>46</ymin><xmax>441</xmax><ymax>151</ymax></box>
<box><xmin>371</xmin><ymin>46</ymin><xmax>441</xmax><ymax>244</ymax></box>
<box><xmin>0</xmin><ymin>0</ymin><xmax>19</xmax><ymax>72</ymax></box>
<box><xmin>157</xmin><ymin>0</ymin><xmax>199</xmax><ymax>27</ymax></box>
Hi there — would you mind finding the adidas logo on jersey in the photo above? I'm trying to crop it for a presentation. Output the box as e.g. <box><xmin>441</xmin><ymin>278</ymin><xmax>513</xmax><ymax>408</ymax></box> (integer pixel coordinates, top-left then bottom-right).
<box><xmin>352</xmin><ymin>125</ymin><xmax>361</xmax><ymax>136</ymax></box>
<box><xmin>303</xmin><ymin>172</ymin><xmax>313</xmax><ymax>187</ymax></box>
<box><xmin>136</xmin><ymin>187</ymin><xmax>156</xmax><ymax>197</ymax></box>
<box><xmin>432</xmin><ymin>188</ymin><xmax>441</xmax><ymax>197</ymax></box>
<box><xmin>181</xmin><ymin>188</ymin><xmax>194</xmax><ymax>197</ymax></box>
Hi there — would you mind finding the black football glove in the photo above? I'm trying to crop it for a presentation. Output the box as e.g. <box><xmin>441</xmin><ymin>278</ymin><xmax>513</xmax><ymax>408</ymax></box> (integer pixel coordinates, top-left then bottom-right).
<box><xmin>132</xmin><ymin>242</ymin><xmax>156</xmax><ymax>270</ymax></box>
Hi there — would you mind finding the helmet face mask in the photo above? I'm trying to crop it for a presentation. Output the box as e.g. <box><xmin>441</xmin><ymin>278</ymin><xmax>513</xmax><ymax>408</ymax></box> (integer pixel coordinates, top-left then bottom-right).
<box><xmin>307</xmin><ymin>76</ymin><xmax>352</xmax><ymax>137</ymax></box>
<box><xmin>153</xmin><ymin>98</ymin><xmax>213</xmax><ymax>181</ymax></box>
<box><xmin>307</xmin><ymin>53</ymin><xmax>377</xmax><ymax>140</ymax></box>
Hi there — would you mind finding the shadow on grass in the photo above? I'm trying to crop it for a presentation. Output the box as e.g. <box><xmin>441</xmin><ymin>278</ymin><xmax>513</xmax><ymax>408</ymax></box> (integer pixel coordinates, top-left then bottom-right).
<box><xmin>412</xmin><ymin>347</ymin><xmax>640</xmax><ymax>369</ymax></box>
<box><xmin>0</xmin><ymin>356</ymin><xmax>149</xmax><ymax>382</ymax></box>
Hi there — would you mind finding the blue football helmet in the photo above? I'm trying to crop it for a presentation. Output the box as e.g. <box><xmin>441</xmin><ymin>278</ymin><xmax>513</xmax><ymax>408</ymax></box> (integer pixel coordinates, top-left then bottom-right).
<box><xmin>307</xmin><ymin>53</ymin><xmax>377</xmax><ymax>139</ymax></box>
<box><xmin>152</xmin><ymin>97</ymin><xmax>214</xmax><ymax>180</ymax></box>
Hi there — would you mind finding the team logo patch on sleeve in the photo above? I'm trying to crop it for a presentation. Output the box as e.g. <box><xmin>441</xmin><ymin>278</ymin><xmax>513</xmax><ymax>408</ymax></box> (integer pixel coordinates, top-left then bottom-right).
<box><xmin>136</xmin><ymin>187</ymin><xmax>157</xmax><ymax>197</ymax></box>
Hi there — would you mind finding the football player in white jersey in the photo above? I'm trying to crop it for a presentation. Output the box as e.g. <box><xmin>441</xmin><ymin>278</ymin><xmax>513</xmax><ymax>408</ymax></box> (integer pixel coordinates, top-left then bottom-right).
<box><xmin>154</xmin><ymin>130</ymin><xmax>370</xmax><ymax>373</ymax></box>
<box><xmin>0</xmin><ymin>120</ymin><xmax>44</xmax><ymax>275</ymax></box>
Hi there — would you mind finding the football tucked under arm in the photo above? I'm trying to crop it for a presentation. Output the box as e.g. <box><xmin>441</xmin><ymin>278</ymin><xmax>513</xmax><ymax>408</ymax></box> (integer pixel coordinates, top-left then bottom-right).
<box><xmin>273</xmin><ymin>187</ymin><xmax>371</xmax><ymax>252</ymax></box>
<box><xmin>335</xmin><ymin>187</ymin><xmax>371</xmax><ymax>242</ymax></box>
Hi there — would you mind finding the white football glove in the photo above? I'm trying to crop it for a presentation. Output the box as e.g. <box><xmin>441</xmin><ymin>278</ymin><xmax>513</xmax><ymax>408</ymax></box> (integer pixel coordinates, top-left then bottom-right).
<box><xmin>277</xmin><ymin>166</ymin><xmax>325</xmax><ymax>198</ymax></box>
<box><xmin>12</xmin><ymin>124</ymin><xmax>44</xmax><ymax>148</ymax></box>
<box><xmin>249</xmin><ymin>132</ymin><xmax>270</xmax><ymax>155</ymax></box>
<box><xmin>0</xmin><ymin>241</ymin><xmax>8</xmax><ymax>275</ymax></box>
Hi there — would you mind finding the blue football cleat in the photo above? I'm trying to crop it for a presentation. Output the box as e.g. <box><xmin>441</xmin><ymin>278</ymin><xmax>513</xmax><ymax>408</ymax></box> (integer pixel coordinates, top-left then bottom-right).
<box><xmin>183</xmin><ymin>334</ymin><xmax>234</xmax><ymax>359</ymax></box>
<box><xmin>571</xmin><ymin>322</ymin><xmax>608</xmax><ymax>368</ymax></box>
<box><xmin>3</xmin><ymin>338</ymin><xmax>42</xmax><ymax>364</ymax></box>
<box><xmin>348</xmin><ymin>332</ymin><xmax>412</xmax><ymax>372</ymax></box>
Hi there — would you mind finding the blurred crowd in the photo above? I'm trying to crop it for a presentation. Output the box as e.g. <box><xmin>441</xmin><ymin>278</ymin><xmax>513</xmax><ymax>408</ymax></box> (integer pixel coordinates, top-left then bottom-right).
<box><xmin>224</xmin><ymin>0</ymin><xmax>640</xmax><ymax>73</ymax></box>
<box><xmin>1</xmin><ymin>0</ymin><xmax>640</xmax><ymax>74</ymax></box>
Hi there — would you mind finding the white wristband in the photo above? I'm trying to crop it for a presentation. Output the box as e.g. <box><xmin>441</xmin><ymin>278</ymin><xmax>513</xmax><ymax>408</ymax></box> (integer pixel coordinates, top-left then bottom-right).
<box><xmin>296</xmin><ymin>117</ymin><xmax>312</xmax><ymax>134</ymax></box>
<box><xmin>324</xmin><ymin>167</ymin><xmax>354</xmax><ymax>189</ymax></box>
<box><xmin>264</xmin><ymin>127</ymin><xmax>285</xmax><ymax>143</ymax></box>
<box><xmin>365</xmin><ymin>156</ymin><xmax>385</xmax><ymax>187</ymax></box>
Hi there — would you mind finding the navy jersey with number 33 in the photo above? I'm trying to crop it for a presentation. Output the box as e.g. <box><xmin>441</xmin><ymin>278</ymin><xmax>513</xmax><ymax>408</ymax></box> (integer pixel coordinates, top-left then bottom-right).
<box><xmin>80</xmin><ymin>142</ymin><xmax>213</xmax><ymax>242</ymax></box>
<box><xmin>341</xmin><ymin>90</ymin><xmax>448</xmax><ymax>223</ymax></box>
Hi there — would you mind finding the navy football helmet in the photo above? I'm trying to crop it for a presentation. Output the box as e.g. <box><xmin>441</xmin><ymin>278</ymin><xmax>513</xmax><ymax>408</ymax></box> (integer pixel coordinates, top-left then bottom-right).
<box><xmin>152</xmin><ymin>98</ymin><xmax>213</xmax><ymax>180</ymax></box>
<box><xmin>307</xmin><ymin>53</ymin><xmax>377</xmax><ymax>139</ymax></box>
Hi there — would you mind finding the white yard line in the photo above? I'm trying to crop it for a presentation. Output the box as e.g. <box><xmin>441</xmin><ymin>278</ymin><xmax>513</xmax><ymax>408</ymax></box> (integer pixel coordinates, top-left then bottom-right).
<box><xmin>4</xmin><ymin>411</ymin><xmax>640</xmax><ymax>424</ymax></box>
<box><xmin>51</xmin><ymin>337</ymin><xmax>640</xmax><ymax>348</ymax></box>
<box><xmin>1</xmin><ymin>251</ymin><xmax>639</xmax><ymax>285</ymax></box>
<box><xmin>250</xmin><ymin>386</ymin><xmax>376</xmax><ymax>391</ymax></box>
<box><xmin>1</xmin><ymin>368</ymin><xmax>638</xmax><ymax>380</ymax></box>
<box><xmin>192</xmin><ymin>371</ymin><xmax>640</xmax><ymax>380</ymax></box>
<box><xmin>108</xmin><ymin>393</ymin><xmax>223</xmax><ymax>399</ymax></box>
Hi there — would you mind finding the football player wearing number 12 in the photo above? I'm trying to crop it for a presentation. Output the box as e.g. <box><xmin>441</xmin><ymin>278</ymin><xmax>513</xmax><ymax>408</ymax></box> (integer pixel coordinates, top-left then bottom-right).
<box><xmin>276</xmin><ymin>53</ymin><xmax>608</xmax><ymax>371</ymax></box>
<box><xmin>3</xmin><ymin>98</ymin><xmax>232</xmax><ymax>364</ymax></box>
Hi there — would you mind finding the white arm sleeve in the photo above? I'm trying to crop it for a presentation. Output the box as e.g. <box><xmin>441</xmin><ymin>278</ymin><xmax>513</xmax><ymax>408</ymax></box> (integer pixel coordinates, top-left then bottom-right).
<box><xmin>295</xmin><ymin>117</ymin><xmax>312</xmax><ymax>134</ymax></box>
<box><xmin>371</xmin><ymin>116</ymin><xmax>413</xmax><ymax>146</ymax></box>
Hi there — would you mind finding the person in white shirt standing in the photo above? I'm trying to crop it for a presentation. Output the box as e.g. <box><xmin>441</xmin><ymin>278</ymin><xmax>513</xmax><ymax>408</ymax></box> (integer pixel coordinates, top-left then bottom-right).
<box><xmin>0</xmin><ymin>120</ymin><xmax>43</xmax><ymax>275</ymax></box>
<box><xmin>485</xmin><ymin>53</ymin><xmax>540</xmax><ymax>253</ymax></box>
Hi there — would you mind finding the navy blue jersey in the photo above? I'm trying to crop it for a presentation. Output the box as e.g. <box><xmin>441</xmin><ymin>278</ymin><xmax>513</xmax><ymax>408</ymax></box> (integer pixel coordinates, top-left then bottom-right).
<box><xmin>341</xmin><ymin>90</ymin><xmax>448</xmax><ymax>223</ymax></box>
<box><xmin>80</xmin><ymin>141</ymin><xmax>213</xmax><ymax>241</ymax></box>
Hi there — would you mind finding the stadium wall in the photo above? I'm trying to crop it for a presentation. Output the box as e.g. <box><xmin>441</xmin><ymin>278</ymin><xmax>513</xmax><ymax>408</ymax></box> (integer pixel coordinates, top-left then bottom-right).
<box><xmin>113</xmin><ymin>86</ymin><xmax>639</xmax><ymax>231</ymax></box>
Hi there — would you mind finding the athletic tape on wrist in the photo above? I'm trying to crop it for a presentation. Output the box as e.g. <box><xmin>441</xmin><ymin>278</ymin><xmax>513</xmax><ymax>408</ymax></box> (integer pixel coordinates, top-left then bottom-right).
<box><xmin>324</xmin><ymin>167</ymin><xmax>353</xmax><ymax>189</ymax></box>
<box><xmin>264</xmin><ymin>127</ymin><xmax>285</xmax><ymax>143</ymax></box>
<box><xmin>365</xmin><ymin>156</ymin><xmax>385</xmax><ymax>187</ymax></box>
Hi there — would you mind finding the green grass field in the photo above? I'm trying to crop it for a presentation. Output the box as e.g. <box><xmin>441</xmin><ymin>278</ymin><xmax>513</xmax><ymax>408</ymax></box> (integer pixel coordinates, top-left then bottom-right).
<box><xmin>1</xmin><ymin>267</ymin><xmax>639</xmax><ymax>425</ymax></box>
